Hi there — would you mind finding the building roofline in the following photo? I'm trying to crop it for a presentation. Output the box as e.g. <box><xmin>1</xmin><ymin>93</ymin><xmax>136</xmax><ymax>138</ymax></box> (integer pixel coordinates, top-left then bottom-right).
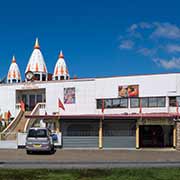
<box><xmin>0</xmin><ymin>71</ymin><xmax>180</xmax><ymax>87</ymax></box>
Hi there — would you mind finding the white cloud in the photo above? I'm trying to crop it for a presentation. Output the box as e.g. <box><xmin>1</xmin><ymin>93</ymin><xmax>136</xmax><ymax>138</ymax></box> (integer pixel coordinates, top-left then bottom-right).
<box><xmin>119</xmin><ymin>22</ymin><xmax>180</xmax><ymax>70</ymax></box>
<box><xmin>138</xmin><ymin>48</ymin><xmax>156</xmax><ymax>57</ymax></box>
<box><xmin>166</xmin><ymin>44</ymin><xmax>180</xmax><ymax>53</ymax></box>
<box><xmin>128</xmin><ymin>24</ymin><xmax>138</xmax><ymax>32</ymax></box>
<box><xmin>139</xmin><ymin>22</ymin><xmax>153</xmax><ymax>29</ymax></box>
<box><xmin>126</xmin><ymin>22</ymin><xmax>180</xmax><ymax>40</ymax></box>
<box><xmin>119</xmin><ymin>40</ymin><xmax>134</xmax><ymax>50</ymax></box>
<box><xmin>153</xmin><ymin>57</ymin><xmax>180</xmax><ymax>69</ymax></box>
<box><xmin>151</xmin><ymin>22</ymin><xmax>180</xmax><ymax>39</ymax></box>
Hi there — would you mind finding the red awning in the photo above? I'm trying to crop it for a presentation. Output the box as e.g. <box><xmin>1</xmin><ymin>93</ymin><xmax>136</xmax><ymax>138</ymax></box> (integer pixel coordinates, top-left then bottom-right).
<box><xmin>25</xmin><ymin>113</ymin><xmax>179</xmax><ymax>120</ymax></box>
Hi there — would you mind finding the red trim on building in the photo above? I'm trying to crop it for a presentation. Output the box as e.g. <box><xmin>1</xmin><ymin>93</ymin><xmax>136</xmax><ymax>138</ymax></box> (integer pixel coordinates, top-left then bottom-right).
<box><xmin>25</xmin><ymin>113</ymin><xmax>179</xmax><ymax>120</ymax></box>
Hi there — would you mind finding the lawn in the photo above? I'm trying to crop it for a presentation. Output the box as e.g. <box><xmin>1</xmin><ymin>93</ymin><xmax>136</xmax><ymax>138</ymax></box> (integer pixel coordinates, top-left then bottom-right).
<box><xmin>0</xmin><ymin>168</ymin><xmax>180</xmax><ymax>180</ymax></box>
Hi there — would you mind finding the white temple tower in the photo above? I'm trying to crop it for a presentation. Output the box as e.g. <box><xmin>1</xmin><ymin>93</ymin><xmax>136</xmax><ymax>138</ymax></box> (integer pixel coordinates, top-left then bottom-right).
<box><xmin>53</xmin><ymin>51</ymin><xmax>70</xmax><ymax>80</ymax></box>
<box><xmin>25</xmin><ymin>38</ymin><xmax>48</xmax><ymax>81</ymax></box>
<box><xmin>7</xmin><ymin>56</ymin><xmax>21</xmax><ymax>83</ymax></box>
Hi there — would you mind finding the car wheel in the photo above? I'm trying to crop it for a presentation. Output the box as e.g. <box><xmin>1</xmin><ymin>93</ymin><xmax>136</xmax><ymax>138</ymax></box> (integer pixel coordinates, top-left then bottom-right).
<box><xmin>50</xmin><ymin>146</ymin><xmax>55</xmax><ymax>154</ymax></box>
<box><xmin>26</xmin><ymin>150</ymin><xmax>31</xmax><ymax>154</ymax></box>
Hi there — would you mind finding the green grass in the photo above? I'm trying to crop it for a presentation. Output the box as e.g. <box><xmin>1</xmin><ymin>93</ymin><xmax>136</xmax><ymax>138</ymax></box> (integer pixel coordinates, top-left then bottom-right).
<box><xmin>0</xmin><ymin>168</ymin><xmax>180</xmax><ymax>180</ymax></box>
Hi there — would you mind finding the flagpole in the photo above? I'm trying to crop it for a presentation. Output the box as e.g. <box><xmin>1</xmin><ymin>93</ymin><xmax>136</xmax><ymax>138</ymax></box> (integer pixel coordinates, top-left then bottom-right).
<box><xmin>99</xmin><ymin>99</ymin><xmax>104</xmax><ymax>149</ymax></box>
<box><xmin>176</xmin><ymin>101</ymin><xmax>179</xmax><ymax>120</ymax></box>
<box><xmin>57</xmin><ymin>98</ymin><xmax>65</xmax><ymax>133</ymax></box>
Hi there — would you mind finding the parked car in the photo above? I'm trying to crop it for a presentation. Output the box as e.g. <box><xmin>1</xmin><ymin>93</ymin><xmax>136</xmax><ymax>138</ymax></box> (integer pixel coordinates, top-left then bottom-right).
<box><xmin>25</xmin><ymin>127</ymin><xmax>54</xmax><ymax>154</ymax></box>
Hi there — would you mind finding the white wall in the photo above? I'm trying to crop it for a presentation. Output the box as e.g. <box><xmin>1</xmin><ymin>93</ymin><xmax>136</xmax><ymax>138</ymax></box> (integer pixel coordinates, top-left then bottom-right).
<box><xmin>95</xmin><ymin>74</ymin><xmax>176</xmax><ymax>98</ymax></box>
<box><xmin>0</xmin><ymin>85</ymin><xmax>16</xmax><ymax>117</ymax></box>
<box><xmin>46</xmin><ymin>79</ymin><xmax>96</xmax><ymax>115</ymax></box>
<box><xmin>0</xmin><ymin>73</ymin><xmax>179</xmax><ymax>117</ymax></box>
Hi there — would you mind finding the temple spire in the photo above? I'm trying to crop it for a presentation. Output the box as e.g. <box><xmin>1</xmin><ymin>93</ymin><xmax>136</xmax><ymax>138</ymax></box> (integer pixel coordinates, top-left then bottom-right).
<box><xmin>53</xmin><ymin>51</ymin><xmax>70</xmax><ymax>80</ymax></box>
<box><xmin>59</xmin><ymin>50</ymin><xmax>64</xmax><ymax>58</ymax></box>
<box><xmin>34</xmin><ymin>38</ymin><xmax>40</xmax><ymax>49</ymax></box>
<box><xmin>7</xmin><ymin>55</ymin><xmax>21</xmax><ymax>83</ymax></box>
<box><xmin>12</xmin><ymin>55</ymin><xmax>16</xmax><ymax>63</ymax></box>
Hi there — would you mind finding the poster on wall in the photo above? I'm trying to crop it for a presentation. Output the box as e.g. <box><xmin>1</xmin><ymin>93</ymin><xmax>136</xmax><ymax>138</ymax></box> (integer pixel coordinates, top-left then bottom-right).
<box><xmin>64</xmin><ymin>87</ymin><xmax>76</xmax><ymax>104</ymax></box>
<box><xmin>118</xmin><ymin>85</ymin><xmax>139</xmax><ymax>97</ymax></box>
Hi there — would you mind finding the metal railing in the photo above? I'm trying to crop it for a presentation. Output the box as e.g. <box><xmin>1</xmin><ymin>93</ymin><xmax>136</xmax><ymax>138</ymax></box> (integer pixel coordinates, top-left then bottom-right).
<box><xmin>1</xmin><ymin>109</ymin><xmax>24</xmax><ymax>140</ymax></box>
<box><xmin>0</xmin><ymin>132</ymin><xmax>17</xmax><ymax>141</ymax></box>
<box><xmin>23</xmin><ymin>102</ymin><xmax>46</xmax><ymax>132</ymax></box>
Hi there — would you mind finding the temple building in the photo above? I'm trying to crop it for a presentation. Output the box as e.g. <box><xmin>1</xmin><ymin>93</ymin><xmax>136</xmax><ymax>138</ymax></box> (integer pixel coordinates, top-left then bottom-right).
<box><xmin>7</xmin><ymin>56</ymin><xmax>21</xmax><ymax>84</ymax></box>
<box><xmin>1</xmin><ymin>38</ymin><xmax>180</xmax><ymax>150</ymax></box>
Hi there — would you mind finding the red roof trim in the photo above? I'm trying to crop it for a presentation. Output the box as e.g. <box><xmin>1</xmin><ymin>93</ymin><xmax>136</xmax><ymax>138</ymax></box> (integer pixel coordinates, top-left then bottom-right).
<box><xmin>25</xmin><ymin>113</ymin><xmax>179</xmax><ymax>120</ymax></box>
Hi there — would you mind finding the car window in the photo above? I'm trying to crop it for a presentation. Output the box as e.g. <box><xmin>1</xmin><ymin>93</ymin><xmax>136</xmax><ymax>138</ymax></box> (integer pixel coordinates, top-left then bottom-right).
<box><xmin>28</xmin><ymin>129</ymin><xmax>47</xmax><ymax>138</ymax></box>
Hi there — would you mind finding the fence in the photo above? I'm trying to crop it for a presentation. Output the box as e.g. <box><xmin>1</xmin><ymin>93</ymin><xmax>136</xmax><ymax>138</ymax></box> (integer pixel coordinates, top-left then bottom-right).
<box><xmin>0</xmin><ymin>132</ymin><xmax>17</xmax><ymax>149</ymax></box>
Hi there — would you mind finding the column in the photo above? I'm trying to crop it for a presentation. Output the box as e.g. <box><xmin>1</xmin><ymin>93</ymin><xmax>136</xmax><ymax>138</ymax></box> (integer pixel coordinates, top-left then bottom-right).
<box><xmin>55</xmin><ymin>119</ymin><xmax>60</xmax><ymax>133</ymax></box>
<box><xmin>99</xmin><ymin>118</ymin><xmax>103</xmax><ymax>149</ymax></box>
<box><xmin>176</xmin><ymin>122</ymin><xmax>180</xmax><ymax>150</ymax></box>
<box><xmin>136</xmin><ymin>124</ymin><xmax>139</xmax><ymax>149</ymax></box>
<box><xmin>173</xmin><ymin>124</ymin><xmax>176</xmax><ymax>148</ymax></box>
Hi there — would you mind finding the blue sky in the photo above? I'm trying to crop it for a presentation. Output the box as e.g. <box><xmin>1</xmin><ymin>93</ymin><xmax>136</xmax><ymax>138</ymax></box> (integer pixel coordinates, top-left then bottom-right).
<box><xmin>0</xmin><ymin>0</ymin><xmax>180</xmax><ymax>79</ymax></box>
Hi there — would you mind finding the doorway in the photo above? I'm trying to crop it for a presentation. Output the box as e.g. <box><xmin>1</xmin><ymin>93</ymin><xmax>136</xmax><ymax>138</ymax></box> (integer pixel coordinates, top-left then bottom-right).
<box><xmin>139</xmin><ymin>125</ymin><xmax>173</xmax><ymax>148</ymax></box>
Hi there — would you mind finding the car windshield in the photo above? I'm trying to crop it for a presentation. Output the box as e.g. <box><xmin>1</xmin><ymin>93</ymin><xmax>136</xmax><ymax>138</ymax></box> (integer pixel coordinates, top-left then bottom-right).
<box><xmin>28</xmin><ymin>129</ymin><xmax>47</xmax><ymax>138</ymax></box>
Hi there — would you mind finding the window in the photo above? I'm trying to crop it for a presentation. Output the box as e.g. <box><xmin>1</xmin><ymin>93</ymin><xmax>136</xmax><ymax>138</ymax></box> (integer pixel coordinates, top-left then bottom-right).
<box><xmin>12</xmin><ymin>79</ymin><xmax>16</xmax><ymax>83</ymax></box>
<box><xmin>157</xmin><ymin>97</ymin><xmax>165</xmax><ymax>107</ymax></box>
<box><xmin>37</xmin><ymin>95</ymin><xmax>42</xmax><ymax>103</ymax></box>
<box><xmin>105</xmin><ymin>99</ymin><xmax>112</xmax><ymax>108</ymax></box>
<box><xmin>177</xmin><ymin>97</ymin><xmax>180</xmax><ymax>106</ymax></box>
<box><xmin>169</xmin><ymin>97</ymin><xmax>176</xmax><ymax>107</ymax></box>
<box><xmin>141</xmin><ymin>97</ymin><xmax>148</xmax><ymax>107</ymax></box>
<box><xmin>42</xmin><ymin>74</ymin><xmax>46</xmax><ymax>81</ymax></box>
<box><xmin>60</xmin><ymin>76</ymin><xmax>64</xmax><ymax>80</ymax></box>
<box><xmin>97</xmin><ymin>99</ymin><xmax>102</xmax><ymax>109</ymax></box>
<box><xmin>27</xmin><ymin>129</ymin><xmax>47</xmax><ymax>138</ymax></box>
<box><xmin>120</xmin><ymin>98</ymin><xmax>128</xmax><ymax>108</ymax></box>
<box><xmin>112</xmin><ymin>99</ymin><xmax>120</xmax><ymax>108</ymax></box>
<box><xmin>130</xmin><ymin>98</ymin><xmax>139</xmax><ymax>108</ymax></box>
<box><xmin>34</xmin><ymin>74</ymin><xmax>40</xmax><ymax>81</ymax></box>
<box><xmin>148</xmin><ymin>97</ymin><xmax>166</xmax><ymax>107</ymax></box>
<box><xmin>96</xmin><ymin>97</ymin><xmax>165</xmax><ymax>109</ymax></box>
<box><xmin>96</xmin><ymin>98</ymin><xmax>128</xmax><ymax>109</ymax></box>
<box><xmin>149</xmin><ymin>97</ymin><xmax>157</xmax><ymax>107</ymax></box>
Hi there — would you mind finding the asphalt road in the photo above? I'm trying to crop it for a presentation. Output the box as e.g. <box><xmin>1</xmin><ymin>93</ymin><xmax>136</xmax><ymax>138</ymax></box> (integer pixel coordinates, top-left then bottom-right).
<box><xmin>0</xmin><ymin>149</ymin><xmax>180</xmax><ymax>169</ymax></box>
<box><xmin>2</xmin><ymin>161</ymin><xmax>180</xmax><ymax>169</ymax></box>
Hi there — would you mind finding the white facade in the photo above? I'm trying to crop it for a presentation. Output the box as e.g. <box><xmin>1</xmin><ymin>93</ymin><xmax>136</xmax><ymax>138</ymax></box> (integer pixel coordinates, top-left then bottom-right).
<box><xmin>0</xmin><ymin>73</ymin><xmax>180</xmax><ymax>117</ymax></box>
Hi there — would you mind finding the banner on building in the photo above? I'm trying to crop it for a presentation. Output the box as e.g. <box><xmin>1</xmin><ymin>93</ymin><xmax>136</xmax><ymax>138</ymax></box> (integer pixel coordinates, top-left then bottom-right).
<box><xmin>118</xmin><ymin>85</ymin><xmax>139</xmax><ymax>97</ymax></box>
<box><xmin>64</xmin><ymin>87</ymin><xmax>76</xmax><ymax>104</ymax></box>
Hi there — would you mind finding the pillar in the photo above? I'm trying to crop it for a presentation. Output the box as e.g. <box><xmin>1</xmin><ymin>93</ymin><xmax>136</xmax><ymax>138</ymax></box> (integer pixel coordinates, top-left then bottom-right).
<box><xmin>99</xmin><ymin>118</ymin><xmax>103</xmax><ymax>149</ymax></box>
<box><xmin>55</xmin><ymin>119</ymin><xmax>60</xmax><ymax>133</ymax></box>
<box><xmin>173</xmin><ymin>124</ymin><xmax>176</xmax><ymax>148</ymax></box>
<box><xmin>176</xmin><ymin>122</ymin><xmax>180</xmax><ymax>150</ymax></box>
<box><xmin>136</xmin><ymin>124</ymin><xmax>139</xmax><ymax>149</ymax></box>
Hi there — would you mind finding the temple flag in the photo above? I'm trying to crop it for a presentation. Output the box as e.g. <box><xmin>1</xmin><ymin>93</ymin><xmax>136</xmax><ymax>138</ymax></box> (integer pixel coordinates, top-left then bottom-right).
<box><xmin>176</xmin><ymin>101</ymin><xmax>179</xmax><ymax>114</ymax></box>
<box><xmin>20</xmin><ymin>100</ymin><xmax>25</xmax><ymax>112</ymax></box>
<box><xmin>139</xmin><ymin>98</ymin><xmax>142</xmax><ymax>114</ymax></box>
<box><xmin>58</xmin><ymin>98</ymin><xmax>65</xmax><ymax>111</ymax></box>
<box><xmin>102</xmin><ymin>99</ymin><xmax>105</xmax><ymax>113</ymax></box>
<box><xmin>7</xmin><ymin>110</ymin><xmax>11</xmax><ymax>119</ymax></box>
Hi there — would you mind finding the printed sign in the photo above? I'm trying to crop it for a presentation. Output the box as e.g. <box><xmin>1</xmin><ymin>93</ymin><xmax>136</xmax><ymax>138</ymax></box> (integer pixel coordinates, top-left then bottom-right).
<box><xmin>64</xmin><ymin>87</ymin><xmax>76</xmax><ymax>104</ymax></box>
<box><xmin>118</xmin><ymin>85</ymin><xmax>139</xmax><ymax>97</ymax></box>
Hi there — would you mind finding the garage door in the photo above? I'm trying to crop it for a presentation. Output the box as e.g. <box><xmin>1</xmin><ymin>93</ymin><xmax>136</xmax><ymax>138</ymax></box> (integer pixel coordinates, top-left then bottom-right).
<box><xmin>103</xmin><ymin>120</ymin><xmax>136</xmax><ymax>148</ymax></box>
<box><xmin>62</xmin><ymin>120</ymin><xmax>99</xmax><ymax>148</ymax></box>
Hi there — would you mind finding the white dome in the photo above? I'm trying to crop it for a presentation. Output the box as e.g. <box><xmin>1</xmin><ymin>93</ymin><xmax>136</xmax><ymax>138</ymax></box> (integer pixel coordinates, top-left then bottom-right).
<box><xmin>25</xmin><ymin>38</ymin><xmax>48</xmax><ymax>74</ymax></box>
<box><xmin>7</xmin><ymin>56</ymin><xmax>21</xmax><ymax>83</ymax></box>
<box><xmin>53</xmin><ymin>51</ymin><xmax>70</xmax><ymax>80</ymax></box>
